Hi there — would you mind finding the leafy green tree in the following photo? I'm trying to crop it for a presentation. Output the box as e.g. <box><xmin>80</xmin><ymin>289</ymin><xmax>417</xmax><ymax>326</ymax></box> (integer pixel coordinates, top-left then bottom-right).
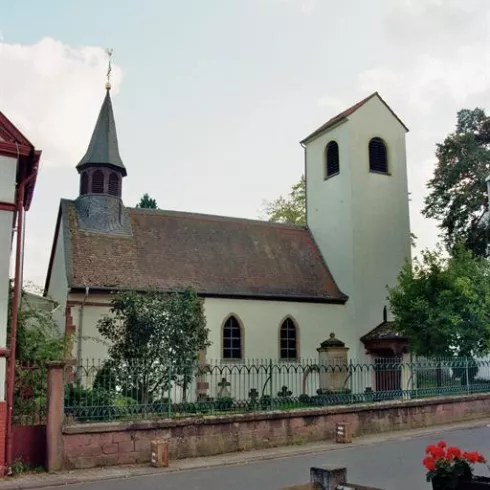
<box><xmin>388</xmin><ymin>244</ymin><xmax>490</xmax><ymax>358</ymax></box>
<box><xmin>423</xmin><ymin>108</ymin><xmax>490</xmax><ymax>257</ymax></box>
<box><xmin>97</xmin><ymin>288</ymin><xmax>210</xmax><ymax>404</ymax></box>
<box><xmin>7</xmin><ymin>285</ymin><xmax>65</xmax><ymax>362</ymax></box>
<box><xmin>136</xmin><ymin>193</ymin><xmax>158</xmax><ymax>209</ymax></box>
<box><xmin>263</xmin><ymin>175</ymin><xmax>305</xmax><ymax>225</ymax></box>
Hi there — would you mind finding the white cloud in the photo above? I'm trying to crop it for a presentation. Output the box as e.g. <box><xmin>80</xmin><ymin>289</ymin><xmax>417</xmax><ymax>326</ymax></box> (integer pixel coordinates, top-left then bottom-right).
<box><xmin>275</xmin><ymin>0</ymin><xmax>316</xmax><ymax>13</ymax></box>
<box><xmin>317</xmin><ymin>96</ymin><xmax>344</xmax><ymax>112</ymax></box>
<box><xmin>0</xmin><ymin>37</ymin><xmax>122</xmax><ymax>168</ymax></box>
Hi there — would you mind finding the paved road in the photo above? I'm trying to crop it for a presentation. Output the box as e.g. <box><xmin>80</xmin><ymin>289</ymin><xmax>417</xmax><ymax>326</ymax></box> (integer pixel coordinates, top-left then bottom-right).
<box><xmin>47</xmin><ymin>426</ymin><xmax>490</xmax><ymax>490</ymax></box>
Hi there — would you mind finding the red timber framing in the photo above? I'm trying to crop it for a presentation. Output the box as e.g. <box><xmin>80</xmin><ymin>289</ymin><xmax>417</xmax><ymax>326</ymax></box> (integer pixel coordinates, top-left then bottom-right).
<box><xmin>0</xmin><ymin>109</ymin><xmax>42</xmax><ymax>476</ymax></box>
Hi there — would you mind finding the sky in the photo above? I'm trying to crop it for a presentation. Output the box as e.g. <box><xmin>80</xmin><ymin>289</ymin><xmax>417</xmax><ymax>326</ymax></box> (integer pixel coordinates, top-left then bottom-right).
<box><xmin>1</xmin><ymin>0</ymin><xmax>490</xmax><ymax>288</ymax></box>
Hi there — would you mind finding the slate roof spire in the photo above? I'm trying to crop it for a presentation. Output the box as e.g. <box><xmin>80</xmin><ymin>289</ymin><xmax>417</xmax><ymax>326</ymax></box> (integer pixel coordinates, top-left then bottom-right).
<box><xmin>76</xmin><ymin>85</ymin><xmax>127</xmax><ymax>176</ymax></box>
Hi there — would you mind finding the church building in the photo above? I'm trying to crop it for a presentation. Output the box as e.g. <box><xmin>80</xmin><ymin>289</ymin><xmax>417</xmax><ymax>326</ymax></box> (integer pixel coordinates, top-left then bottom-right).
<box><xmin>44</xmin><ymin>84</ymin><xmax>411</xmax><ymax>373</ymax></box>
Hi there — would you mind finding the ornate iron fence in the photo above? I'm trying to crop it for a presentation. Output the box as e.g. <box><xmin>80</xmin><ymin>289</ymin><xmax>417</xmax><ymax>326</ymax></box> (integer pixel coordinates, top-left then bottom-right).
<box><xmin>63</xmin><ymin>357</ymin><xmax>490</xmax><ymax>423</ymax></box>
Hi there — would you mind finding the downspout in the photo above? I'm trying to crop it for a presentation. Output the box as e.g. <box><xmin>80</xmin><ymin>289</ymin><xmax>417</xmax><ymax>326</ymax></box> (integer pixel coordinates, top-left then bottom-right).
<box><xmin>76</xmin><ymin>286</ymin><xmax>90</xmax><ymax>383</ymax></box>
<box><xmin>5</xmin><ymin>148</ymin><xmax>37</xmax><ymax>475</ymax></box>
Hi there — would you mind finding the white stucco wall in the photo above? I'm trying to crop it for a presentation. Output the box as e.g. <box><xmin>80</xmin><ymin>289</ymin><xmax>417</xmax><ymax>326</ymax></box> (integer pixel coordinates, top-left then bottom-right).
<box><xmin>46</xmin><ymin>218</ymin><xmax>69</xmax><ymax>333</ymax></box>
<box><xmin>65</xmin><ymin>293</ymin><xmax>354</xmax><ymax>400</ymax></box>
<box><xmin>305</xmin><ymin>95</ymin><xmax>411</xmax><ymax>358</ymax></box>
<box><xmin>0</xmin><ymin>154</ymin><xmax>17</xmax><ymax>400</ymax></box>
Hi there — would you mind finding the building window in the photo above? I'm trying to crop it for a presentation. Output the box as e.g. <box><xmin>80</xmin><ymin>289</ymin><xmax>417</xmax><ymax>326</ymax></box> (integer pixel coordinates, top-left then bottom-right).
<box><xmin>369</xmin><ymin>137</ymin><xmax>388</xmax><ymax>173</ymax></box>
<box><xmin>280</xmin><ymin>317</ymin><xmax>297</xmax><ymax>360</ymax></box>
<box><xmin>223</xmin><ymin>315</ymin><xmax>242</xmax><ymax>359</ymax></box>
<box><xmin>92</xmin><ymin>170</ymin><xmax>104</xmax><ymax>193</ymax></box>
<box><xmin>80</xmin><ymin>172</ymin><xmax>89</xmax><ymax>195</ymax></box>
<box><xmin>108</xmin><ymin>172</ymin><xmax>120</xmax><ymax>196</ymax></box>
<box><xmin>325</xmin><ymin>141</ymin><xmax>340</xmax><ymax>177</ymax></box>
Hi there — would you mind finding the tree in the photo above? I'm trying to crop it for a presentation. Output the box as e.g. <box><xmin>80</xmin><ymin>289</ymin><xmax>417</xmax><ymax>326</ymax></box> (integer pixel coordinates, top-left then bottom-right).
<box><xmin>97</xmin><ymin>288</ymin><xmax>209</xmax><ymax>404</ymax></box>
<box><xmin>263</xmin><ymin>175</ymin><xmax>305</xmax><ymax>226</ymax></box>
<box><xmin>7</xmin><ymin>285</ymin><xmax>65</xmax><ymax>362</ymax></box>
<box><xmin>423</xmin><ymin>108</ymin><xmax>490</xmax><ymax>257</ymax></box>
<box><xmin>136</xmin><ymin>193</ymin><xmax>158</xmax><ymax>209</ymax></box>
<box><xmin>388</xmin><ymin>244</ymin><xmax>490</xmax><ymax>359</ymax></box>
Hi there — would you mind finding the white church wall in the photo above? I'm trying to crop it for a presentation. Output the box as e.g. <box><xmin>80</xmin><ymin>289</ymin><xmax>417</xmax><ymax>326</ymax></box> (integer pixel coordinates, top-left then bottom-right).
<box><xmin>46</xmin><ymin>218</ymin><xmax>69</xmax><ymax>334</ymax></box>
<box><xmin>0</xmin><ymin>154</ymin><xmax>16</xmax><ymax>401</ymax></box>
<box><xmin>348</xmin><ymin>96</ymin><xmax>411</xmax><ymax>342</ymax></box>
<box><xmin>305</xmin><ymin>95</ymin><xmax>411</xmax><ymax>358</ymax></box>
<box><xmin>68</xmin><ymin>294</ymin><xmax>354</xmax><ymax>402</ymax></box>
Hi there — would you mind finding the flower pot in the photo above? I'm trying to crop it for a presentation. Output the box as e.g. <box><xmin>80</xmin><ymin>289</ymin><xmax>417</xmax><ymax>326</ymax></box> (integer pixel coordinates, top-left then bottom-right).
<box><xmin>432</xmin><ymin>476</ymin><xmax>490</xmax><ymax>489</ymax></box>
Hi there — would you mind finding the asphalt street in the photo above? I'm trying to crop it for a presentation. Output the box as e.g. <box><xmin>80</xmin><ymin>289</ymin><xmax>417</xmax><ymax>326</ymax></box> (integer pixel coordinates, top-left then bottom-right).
<box><xmin>45</xmin><ymin>425</ymin><xmax>490</xmax><ymax>490</ymax></box>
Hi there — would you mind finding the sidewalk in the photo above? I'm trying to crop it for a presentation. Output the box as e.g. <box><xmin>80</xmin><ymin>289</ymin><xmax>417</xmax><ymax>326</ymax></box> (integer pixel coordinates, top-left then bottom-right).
<box><xmin>1</xmin><ymin>419</ymin><xmax>489</xmax><ymax>490</ymax></box>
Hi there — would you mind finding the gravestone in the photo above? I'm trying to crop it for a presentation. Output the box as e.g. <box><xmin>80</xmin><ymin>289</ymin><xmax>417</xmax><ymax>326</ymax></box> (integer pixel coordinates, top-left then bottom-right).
<box><xmin>317</xmin><ymin>333</ymin><xmax>349</xmax><ymax>393</ymax></box>
<box><xmin>217</xmin><ymin>377</ymin><xmax>231</xmax><ymax>398</ymax></box>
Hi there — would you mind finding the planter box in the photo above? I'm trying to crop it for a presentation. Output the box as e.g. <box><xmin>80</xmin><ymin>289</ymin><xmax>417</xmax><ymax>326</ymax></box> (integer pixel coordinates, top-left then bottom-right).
<box><xmin>433</xmin><ymin>476</ymin><xmax>490</xmax><ymax>489</ymax></box>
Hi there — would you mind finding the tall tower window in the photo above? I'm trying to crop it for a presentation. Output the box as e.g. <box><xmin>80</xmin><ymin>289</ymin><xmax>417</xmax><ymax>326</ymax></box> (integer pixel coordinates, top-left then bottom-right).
<box><xmin>92</xmin><ymin>170</ymin><xmax>104</xmax><ymax>193</ymax></box>
<box><xmin>108</xmin><ymin>172</ymin><xmax>120</xmax><ymax>196</ymax></box>
<box><xmin>280</xmin><ymin>317</ymin><xmax>298</xmax><ymax>360</ymax></box>
<box><xmin>222</xmin><ymin>315</ymin><xmax>242</xmax><ymax>359</ymax></box>
<box><xmin>80</xmin><ymin>172</ymin><xmax>89</xmax><ymax>195</ymax></box>
<box><xmin>325</xmin><ymin>141</ymin><xmax>340</xmax><ymax>178</ymax></box>
<box><xmin>369</xmin><ymin>137</ymin><xmax>388</xmax><ymax>173</ymax></box>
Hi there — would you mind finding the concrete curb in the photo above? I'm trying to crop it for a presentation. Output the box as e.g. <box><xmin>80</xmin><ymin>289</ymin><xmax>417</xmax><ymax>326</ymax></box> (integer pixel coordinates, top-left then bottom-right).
<box><xmin>2</xmin><ymin>419</ymin><xmax>489</xmax><ymax>490</ymax></box>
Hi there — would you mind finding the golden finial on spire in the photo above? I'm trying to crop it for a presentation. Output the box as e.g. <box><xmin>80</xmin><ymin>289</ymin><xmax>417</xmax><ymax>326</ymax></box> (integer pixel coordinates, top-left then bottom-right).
<box><xmin>105</xmin><ymin>48</ymin><xmax>113</xmax><ymax>90</ymax></box>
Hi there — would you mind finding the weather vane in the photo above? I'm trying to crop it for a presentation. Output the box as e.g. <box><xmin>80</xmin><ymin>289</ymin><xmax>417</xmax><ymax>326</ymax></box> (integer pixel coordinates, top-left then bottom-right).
<box><xmin>105</xmin><ymin>48</ymin><xmax>113</xmax><ymax>90</ymax></box>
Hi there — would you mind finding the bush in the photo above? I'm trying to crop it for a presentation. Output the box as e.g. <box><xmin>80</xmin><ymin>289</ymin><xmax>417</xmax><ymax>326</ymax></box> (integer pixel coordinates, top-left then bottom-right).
<box><xmin>298</xmin><ymin>393</ymin><xmax>310</xmax><ymax>404</ymax></box>
<box><xmin>64</xmin><ymin>384</ymin><xmax>116</xmax><ymax>422</ymax></box>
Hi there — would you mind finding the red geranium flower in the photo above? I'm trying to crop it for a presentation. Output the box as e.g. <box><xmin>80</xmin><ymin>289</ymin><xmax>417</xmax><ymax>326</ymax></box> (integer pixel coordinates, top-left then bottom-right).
<box><xmin>438</xmin><ymin>441</ymin><xmax>447</xmax><ymax>449</ymax></box>
<box><xmin>423</xmin><ymin>456</ymin><xmax>436</xmax><ymax>472</ymax></box>
<box><xmin>446</xmin><ymin>447</ymin><xmax>462</xmax><ymax>460</ymax></box>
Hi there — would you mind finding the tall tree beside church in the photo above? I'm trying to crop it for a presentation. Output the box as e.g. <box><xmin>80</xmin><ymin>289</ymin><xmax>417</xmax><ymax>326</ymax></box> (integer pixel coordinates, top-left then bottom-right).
<box><xmin>97</xmin><ymin>288</ymin><xmax>210</xmax><ymax>404</ymax></box>
<box><xmin>423</xmin><ymin>108</ymin><xmax>490</xmax><ymax>257</ymax></box>
<box><xmin>263</xmin><ymin>175</ymin><xmax>305</xmax><ymax>225</ymax></box>
<box><xmin>136</xmin><ymin>193</ymin><xmax>158</xmax><ymax>209</ymax></box>
<box><xmin>388</xmin><ymin>243</ymin><xmax>490</xmax><ymax>359</ymax></box>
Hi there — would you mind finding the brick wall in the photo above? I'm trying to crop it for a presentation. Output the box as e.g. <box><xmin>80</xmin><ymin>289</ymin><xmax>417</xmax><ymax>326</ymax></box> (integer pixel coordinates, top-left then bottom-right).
<box><xmin>62</xmin><ymin>393</ymin><xmax>490</xmax><ymax>469</ymax></box>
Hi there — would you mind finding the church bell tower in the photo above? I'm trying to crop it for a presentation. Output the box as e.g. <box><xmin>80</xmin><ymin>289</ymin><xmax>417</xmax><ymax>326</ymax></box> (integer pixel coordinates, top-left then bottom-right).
<box><xmin>73</xmin><ymin>51</ymin><xmax>131</xmax><ymax>236</ymax></box>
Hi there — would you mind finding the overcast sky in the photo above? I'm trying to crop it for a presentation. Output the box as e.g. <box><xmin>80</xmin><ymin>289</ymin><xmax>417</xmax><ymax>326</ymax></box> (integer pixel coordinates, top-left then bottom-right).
<box><xmin>1</xmin><ymin>0</ymin><xmax>490</xmax><ymax>288</ymax></box>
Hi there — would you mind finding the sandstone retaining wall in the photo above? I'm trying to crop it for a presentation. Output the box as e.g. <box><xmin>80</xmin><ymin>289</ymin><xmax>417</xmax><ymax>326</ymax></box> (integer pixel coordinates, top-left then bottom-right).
<box><xmin>62</xmin><ymin>393</ymin><xmax>490</xmax><ymax>469</ymax></box>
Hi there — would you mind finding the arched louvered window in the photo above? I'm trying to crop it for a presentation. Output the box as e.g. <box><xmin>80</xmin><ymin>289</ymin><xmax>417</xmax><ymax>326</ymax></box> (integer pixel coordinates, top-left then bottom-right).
<box><xmin>280</xmin><ymin>318</ymin><xmax>298</xmax><ymax>360</ymax></box>
<box><xmin>369</xmin><ymin>137</ymin><xmax>388</xmax><ymax>173</ymax></box>
<box><xmin>108</xmin><ymin>172</ymin><xmax>120</xmax><ymax>196</ymax></box>
<box><xmin>80</xmin><ymin>172</ymin><xmax>89</xmax><ymax>195</ymax></box>
<box><xmin>223</xmin><ymin>315</ymin><xmax>242</xmax><ymax>359</ymax></box>
<box><xmin>92</xmin><ymin>170</ymin><xmax>104</xmax><ymax>193</ymax></box>
<box><xmin>325</xmin><ymin>141</ymin><xmax>340</xmax><ymax>177</ymax></box>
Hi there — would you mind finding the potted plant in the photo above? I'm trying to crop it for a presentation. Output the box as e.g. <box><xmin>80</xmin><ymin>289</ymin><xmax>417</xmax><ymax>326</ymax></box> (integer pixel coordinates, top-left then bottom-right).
<box><xmin>423</xmin><ymin>441</ymin><xmax>490</xmax><ymax>489</ymax></box>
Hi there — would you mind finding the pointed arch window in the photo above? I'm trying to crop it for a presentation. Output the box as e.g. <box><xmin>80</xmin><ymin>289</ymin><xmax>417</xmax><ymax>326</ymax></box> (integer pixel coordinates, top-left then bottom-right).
<box><xmin>92</xmin><ymin>170</ymin><xmax>104</xmax><ymax>193</ymax></box>
<box><xmin>108</xmin><ymin>172</ymin><xmax>120</xmax><ymax>196</ymax></box>
<box><xmin>280</xmin><ymin>318</ymin><xmax>298</xmax><ymax>360</ymax></box>
<box><xmin>369</xmin><ymin>137</ymin><xmax>388</xmax><ymax>173</ymax></box>
<box><xmin>223</xmin><ymin>316</ymin><xmax>242</xmax><ymax>359</ymax></box>
<box><xmin>325</xmin><ymin>141</ymin><xmax>340</xmax><ymax>177</ymax></box>
<box><xmin>80</xmin><ymin>172</ymin><xmax>89</xmax><ymax>195</ymax></box>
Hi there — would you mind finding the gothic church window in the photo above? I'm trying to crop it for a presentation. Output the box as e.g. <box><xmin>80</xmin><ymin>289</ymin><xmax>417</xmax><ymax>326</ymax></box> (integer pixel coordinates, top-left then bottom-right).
<box><xmin>223</xmin><ymin>315</ymin><xmax>242</xmax><ymax>359</ymax></box>
<box><xmin>108</xmin><ymin>172</ymin><xmax>120</xmax><ymax>196</ymax></box>
<box><xmin>280</xmin><ymin>317</ymin><xmax>298</xmax><ymax>360</ymax></box>
<box><xmin>80</xmin><ymin>172</ymin><xmax>89</xmax><ymax>195</ymax></box>
<box><xmin>369</xmin><ymin>137</ymin><xmax>388</xmax><ymax>173</ymax></box>
<box><xmin>325</xmin><ymin>141</ymin><xmax>340</xmax><ymax>178</ymax></box>
<box><xmin>92</xmin><ymin>170</ymin><xmax>104</xmax><ymax>193</ymax></box>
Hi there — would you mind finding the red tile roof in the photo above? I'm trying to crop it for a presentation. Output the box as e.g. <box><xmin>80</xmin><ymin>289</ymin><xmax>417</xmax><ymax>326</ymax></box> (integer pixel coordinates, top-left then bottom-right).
<box><xmin>55</xmin><ymin>200</ymin><xmax>347</xmax><ymax>303</ymax></box>
<box><xmin>300</xmin><ymin>92</ymin><xmax>409</xmax><ymax>144</ymax></box>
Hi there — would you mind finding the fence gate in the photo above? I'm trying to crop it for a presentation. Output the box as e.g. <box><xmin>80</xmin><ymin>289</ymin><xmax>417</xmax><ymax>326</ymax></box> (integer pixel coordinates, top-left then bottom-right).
<box><xmin>374</xmin><ymin>357</ymin><xmax>402</xmax><ymax>392</ymax></box>
<box><xmin>12</xmin><ymin>363</ymin><xmax>47</xmax><ymax>469</ymax></box>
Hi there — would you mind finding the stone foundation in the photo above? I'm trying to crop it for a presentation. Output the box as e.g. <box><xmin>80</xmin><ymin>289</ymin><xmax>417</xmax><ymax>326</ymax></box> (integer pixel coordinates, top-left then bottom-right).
<box><xmin>62</xmin><ymin>393</ymin><xmax>490</xmax><ymax>469</ymax></box>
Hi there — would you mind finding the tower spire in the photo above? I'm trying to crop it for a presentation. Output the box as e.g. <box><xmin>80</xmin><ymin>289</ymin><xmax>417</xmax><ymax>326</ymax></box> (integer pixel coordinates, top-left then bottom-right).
<box><xmin>105</xmin><ymin>48</ymin><xmax>113</xmax><ymax>91</ymax></box>
<box><xmin>76</xmin><ymin>48</ymin><xmax>126</xmax><ymax>177</ymax></box>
